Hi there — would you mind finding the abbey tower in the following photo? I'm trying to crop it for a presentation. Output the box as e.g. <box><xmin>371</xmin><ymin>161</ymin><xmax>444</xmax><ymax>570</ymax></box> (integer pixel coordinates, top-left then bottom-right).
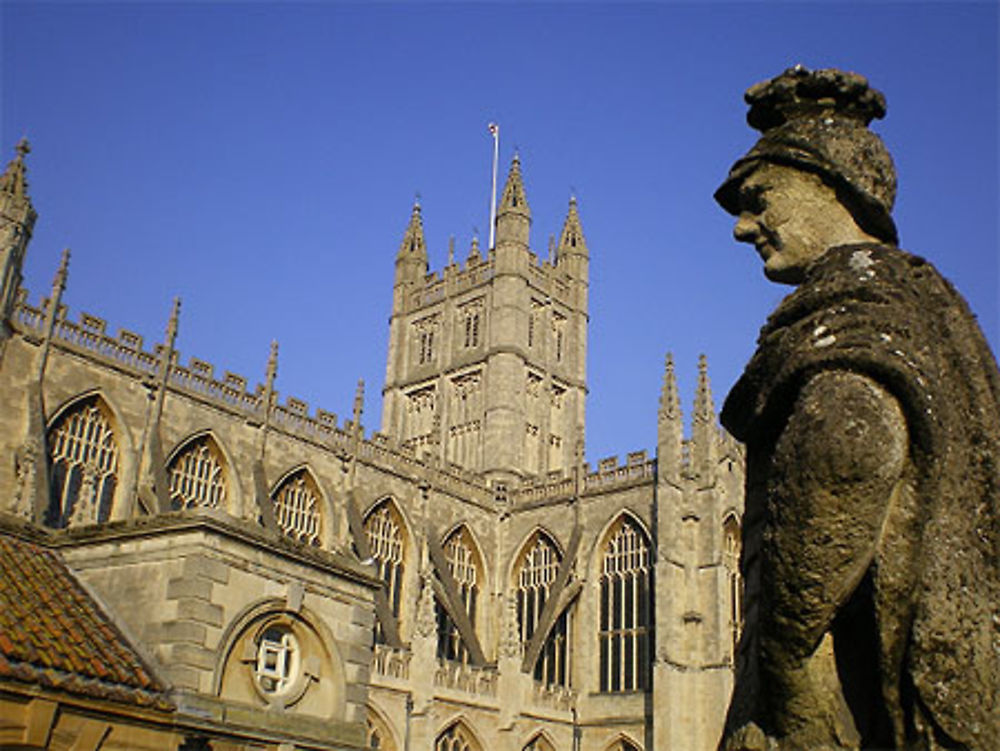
<box><xmin>382</xmin><ymin>155</ymin><xmax>588</xmax><ymax>486</ymax></box>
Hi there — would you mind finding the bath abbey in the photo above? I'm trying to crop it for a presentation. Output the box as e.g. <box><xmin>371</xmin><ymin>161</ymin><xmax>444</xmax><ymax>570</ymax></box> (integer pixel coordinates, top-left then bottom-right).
<box><xmin>0</xmin><ymin>140</ymin><xmax>745</xmax><ymax>751</ymax></box>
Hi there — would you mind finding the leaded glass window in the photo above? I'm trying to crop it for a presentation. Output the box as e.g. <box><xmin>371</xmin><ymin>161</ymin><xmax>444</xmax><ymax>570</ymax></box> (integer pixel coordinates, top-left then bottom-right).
<box><xmin>436</xmin><ymin>526</ymin><xmax>481</xmax><ymax>662</ymax></box>
<box><xmin>599</xmin><ymin>516</ymin><xmax>652</xmax><ymax>692</ymax></box>
<box><xmin>168</xmin><ymin>436</ymin><xmax>227</xmax><ymax>510</ymax></box>
<box><xmin>364</xmin><ymin>500</ymin><xmax>406</xmax><ymax>644</ymax></box>
<box><xmin>272</xmin><ymin>470</ymin><xmax>322</xmax><ymax>546</ymax></box>
<box><xmin>516</xmin><ymin>531</ymin><xmax>570</xmax><ymax>686</ymax></box>
<box><xmin>436</xmin><ymin>722</ymin><xmax>480</xmax><ymax>751</ymax></box>
<box><xmin>47</xmin><ymin>397</ymin><xmax>119</xmax><ymax>527</ymax></box>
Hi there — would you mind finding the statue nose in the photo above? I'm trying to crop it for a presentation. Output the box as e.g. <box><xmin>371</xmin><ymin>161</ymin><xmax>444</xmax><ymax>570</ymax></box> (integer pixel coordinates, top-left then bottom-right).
<box><xmin>734</xmin><ymin>215</ymin><xmax>757</xmax><ymax>243</ymax></box>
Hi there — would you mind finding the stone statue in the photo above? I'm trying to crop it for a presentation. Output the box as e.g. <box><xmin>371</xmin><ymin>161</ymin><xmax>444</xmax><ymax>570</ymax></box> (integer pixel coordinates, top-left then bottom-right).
<box><xmin>714</xmin><ymin>66</ymin><xmax>1000</xmax><ymax>750</ymax></box>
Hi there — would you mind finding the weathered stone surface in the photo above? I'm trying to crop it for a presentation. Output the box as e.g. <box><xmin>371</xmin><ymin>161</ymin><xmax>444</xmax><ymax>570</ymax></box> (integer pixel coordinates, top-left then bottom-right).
<box><xmin>716</xmin><ymin>67</ymin><xmax>1000</xmax><ymax>750</ymax></box>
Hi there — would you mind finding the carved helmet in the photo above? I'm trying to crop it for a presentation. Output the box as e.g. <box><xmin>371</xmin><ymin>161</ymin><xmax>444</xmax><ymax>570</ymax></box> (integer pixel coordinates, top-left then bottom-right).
<box><xmin>715</xmin><ymin>66</ymin><xmax>898</xmax><ymax>245</ymax></box>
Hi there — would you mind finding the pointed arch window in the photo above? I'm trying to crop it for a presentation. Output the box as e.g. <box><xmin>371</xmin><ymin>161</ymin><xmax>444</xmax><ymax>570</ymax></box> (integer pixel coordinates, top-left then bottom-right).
<box><xmin>366</xmin><ymin>708</ymin><xmax>397</xmax><ymax>751</ymax></box>
<box><xmin>522</xmin><ymin>734</ymin><xmax>555</xmax><ymax>751</ymax></box>
<box><xmin>168</xmin><ymin>435</ymin><xmax>227</xmax><ymax>510</ymax></box>
<box><xmin>47</xmin><ymin>397</ymin><xmax>119</xmax><ymax>527</ymax></box>
<box><xmin>272</xmin><ymin>470</ymin><xmax>323</xmax><ymax>546</ymax></box>
<box><xmin>515</xmin><ymin>531</ymin><xmax>570</xmax><ymax>686</ymax></box>
<box><xmin>436</xmin><ymin>527</ymin><xmax>482</xmax><ymax>662</ymax></box>
<box><xmin>606</xmin><ymin>739</ymin><xmax>641</xmax><ymax>751</ymax></box>
<box><xmin>436</xmin><ymin>722</ymin><xmax>481</xmax><ymax>751</ymax></box>
<box><xmin>723</xmin><ymin>515</ymin><xmax>743</xmax><ymax>663</ymax></box>
<box><xmin>364</xmin><ymin>501</ymin><xmax>406</xmax><ymax>644</ymax></box>
<box><xmin>599</xmin><ymin>516</ymin><xmax>652</xmax><ymax>692</ymax></box>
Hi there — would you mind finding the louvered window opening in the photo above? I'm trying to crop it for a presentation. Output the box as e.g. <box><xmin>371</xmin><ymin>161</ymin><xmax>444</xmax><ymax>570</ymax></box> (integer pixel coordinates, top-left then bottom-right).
<box><xmin>436</xmin><ymin>531</ymin><xmax>479</xmax><ymax>662</ymax></box>
<box><xmin>517</xmin><ymin>533</ymin><xmax>570</xmax><ymax>686</ymax></box>
<box><xmin>365</xmin><ymin>503</ymin><xmax>405</xmax><ymax>644</ymax></box>
<box><xmin>599</xmin><ymin>518</ymin><xmax>652</xmax><ymax>692</ymax></box>
<box><xmin>273</xmin><ymin>472</ymin><xmax>322</xmax><ymax>546</ymax></box>
<box><xmin>47</xmin><ymin>399</ymin><xmax>119</xmax><ymax>527</ymax></box>
<box><xmin>169</xmin><ymin>438</ymin><xmax>226</xmax><ymax>509</ymax></box>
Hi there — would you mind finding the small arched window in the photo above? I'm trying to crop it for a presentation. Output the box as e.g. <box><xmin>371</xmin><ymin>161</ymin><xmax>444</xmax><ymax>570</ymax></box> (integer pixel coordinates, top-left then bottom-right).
<box><xmin>436</xmin><ymin>526</ymin><xmax>482</xmax><ymax>662</ymax></box>
<box><xmin>364</xmin><ymin>500</ymin><xmax>407</xmax><ymax>644</ymax></box>
<box><xmin>168</xmin><ymin>435</ymin><xmax>227</xmax><ymax>510</ymax></box>
<box><xmin>47</xmin><ymin>396</ymin><xmax>119</xmax><ymax>527</ymax></box>
<box><xmin>598</xmin><ymin>515</ymin><xmax>652</xmax><ymax>692</ymax></box>
<box><xmin>515</xmin><ymin>531</ymin><xmax>570</xmax><ymax>686</ymax></box>
<box><xmin>522</xmin><ymin>733</ymin><xmax>556</xmax><ymax>751</ymax></box>
<box><xmin>272</xmin><ymin>469</ymin><xmax>323</xmax><ymax>546</ymax></box>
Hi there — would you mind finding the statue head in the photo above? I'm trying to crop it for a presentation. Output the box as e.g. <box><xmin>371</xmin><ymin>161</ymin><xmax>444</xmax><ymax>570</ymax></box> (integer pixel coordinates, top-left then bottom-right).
<box><xmin>716</xmin><ymin>66</ymin><xmax>898</xmax><ymax>281</ymax></box>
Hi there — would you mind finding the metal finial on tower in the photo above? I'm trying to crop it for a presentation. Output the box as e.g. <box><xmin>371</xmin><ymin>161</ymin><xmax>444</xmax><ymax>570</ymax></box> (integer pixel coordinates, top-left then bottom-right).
<box><xmin>15</xmin><ymin>138</ymin><xmax>30</xmax><ymax>159</ymax></box>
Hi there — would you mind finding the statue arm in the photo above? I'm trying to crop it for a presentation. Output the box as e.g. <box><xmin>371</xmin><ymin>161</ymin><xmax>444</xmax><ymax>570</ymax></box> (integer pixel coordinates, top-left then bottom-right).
<box><xmin>764</xmin><ymin>369</ymin><xmax>908</xmax><ymax>660</ymax></box>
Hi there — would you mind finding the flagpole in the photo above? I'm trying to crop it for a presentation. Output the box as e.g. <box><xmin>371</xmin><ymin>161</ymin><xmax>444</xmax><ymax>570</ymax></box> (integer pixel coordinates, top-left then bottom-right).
<box><xmin>488</xmin><ymin>122</ymin><xmax>499</xmax><ymax>250</ymax></box>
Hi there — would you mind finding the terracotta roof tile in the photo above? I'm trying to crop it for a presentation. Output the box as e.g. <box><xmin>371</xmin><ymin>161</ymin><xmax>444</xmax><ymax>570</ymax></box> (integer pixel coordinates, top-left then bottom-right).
<box><xmin>0</xmin><ymin>530</ymin><xmax>173</xmax><ymax>711</ymax></box>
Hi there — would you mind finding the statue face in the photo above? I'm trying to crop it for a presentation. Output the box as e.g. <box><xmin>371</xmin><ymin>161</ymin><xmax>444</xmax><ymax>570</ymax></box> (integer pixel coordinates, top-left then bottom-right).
<box><xmin>732</xmin><ymin>163</ymin><xmax>862</xmax><ymax>284</ymax></box>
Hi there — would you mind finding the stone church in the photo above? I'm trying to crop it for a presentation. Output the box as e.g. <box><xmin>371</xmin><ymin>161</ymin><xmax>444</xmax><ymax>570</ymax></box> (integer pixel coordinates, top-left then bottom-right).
<box><xmin>0</xmin><ymin>140</ymin><xmax>744</xmax><ymax>751</ymax></box>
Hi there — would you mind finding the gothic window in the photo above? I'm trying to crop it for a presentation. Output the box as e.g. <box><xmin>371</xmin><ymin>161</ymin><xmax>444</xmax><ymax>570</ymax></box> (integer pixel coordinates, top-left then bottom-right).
<box><xmin>515</xmin><ymin>531</ymin><xmax>570</xmax><ymax>686</ymax></box>
<box><xmin>47</xmin><ymin>396</ymin><xmax>119</xmax><ymax>527</ymax></box>
<box><xmin>599</xmin><ymin>516</ymin><xmax>652</xmax><ymax>692</ymax></box>
<box><xmin>463</xmin><ymin>311</ymin><xmax>480</xmax><ymax>348</ymax></box>
<box><xmin>723</xmin><ymin>515</ymin><xmax>743</xmax><ymax>663</ymax></box>
<box><xmin>436</xmin><ymin>526</ymin><xmax>482</xmax><ymax>662</ymax></box>
<box><xmin>364</xmin><ymin>500</ymin><xmax>406</xmax><ymax>644</ymax></box>
<box><xmin>420</xmin><ymin>330</ymin><xmax>435</xmax><ymax>364</ymax></box>
<box><xmin>271</xmin><ymin>469</ymin><xmax>322</xmax><ymax>546</ymax></box>
<box><xmin>606</xmin><ymin>739</ymin><xmax>641</xmax><ymax>751</ymax></box>
<box><xmin>522</xmin><ymin>734</ymin><xmax>555</xmax><ymax>751</ymax></box>
<box><xmin>436</xmin><ymin>722</ymin><xmax>481</xmax><ymax>751</ymax></box>
<box><xmin>366</xmin><ymin>708</ymin><xmax>397</xmax><ymax>751</ymax></box>
<box><xmin>168</xmin><ymin>435</ymin><xmax>227</xmax><ymax>510</ymax></box>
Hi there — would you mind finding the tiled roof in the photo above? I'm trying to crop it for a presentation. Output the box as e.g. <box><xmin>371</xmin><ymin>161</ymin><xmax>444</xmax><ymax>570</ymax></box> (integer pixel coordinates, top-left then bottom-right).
<box><xmin>0</xmin><ymin>527</ymin><xmax>173</xmax><ymax>711</ymax></box>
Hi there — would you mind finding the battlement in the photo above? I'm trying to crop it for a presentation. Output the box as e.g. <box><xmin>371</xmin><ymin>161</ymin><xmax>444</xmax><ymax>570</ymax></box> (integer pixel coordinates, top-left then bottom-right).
<box><xmin>11</xmin><ymin>288</ymin><xmax>496</xmax><ymax>505</ymax></box>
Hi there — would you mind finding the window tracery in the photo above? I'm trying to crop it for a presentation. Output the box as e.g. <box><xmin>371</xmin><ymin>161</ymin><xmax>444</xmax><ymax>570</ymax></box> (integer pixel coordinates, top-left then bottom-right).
<box><xmin>436</xmin><ymin>722</ymin><xmax>480</xmax><ymax>751</ymax></box>
<box><xmin>599</xmin><ymin>516</ymin><xmax>652</xmax><ymax>692</ymax></box>
<box><xmin>272</xmin><ymin>470</ymin><xmax>322</xmax><ymax>546</ymax></box>
<box><xmin>168</xmin><ymin>436</ymin><xmax>227</xmax><ymax>510</ymax></box>
<box><xmin>364</xmin><ymin>501</ymin><xmax>406</xmax><ymax>644</ymax></box>
<box><xmin>436</xmin><ymin>527</ymin><xmax>481</xmax><ymax>662</ymax></box>
<box><xmin>47</xmin><ymin>397</ymin><xmax>119</xmax><ymax>527</ymax></box>
<box><xmin>515</xmin><ymin>531</ymin><xmax>570</xmax><ymax>686</ymax></box>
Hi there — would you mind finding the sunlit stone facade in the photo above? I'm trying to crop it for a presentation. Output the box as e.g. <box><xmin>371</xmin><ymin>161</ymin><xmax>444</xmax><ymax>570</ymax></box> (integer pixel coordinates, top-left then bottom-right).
<box><xmin>0</xmin><ymin>143</ymin><xmax>744</xmax><ymax>750</ymax></box>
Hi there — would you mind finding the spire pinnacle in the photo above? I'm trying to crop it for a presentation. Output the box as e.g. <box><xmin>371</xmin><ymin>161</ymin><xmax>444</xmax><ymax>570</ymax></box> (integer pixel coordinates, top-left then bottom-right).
<box><xmin>397</xmin><ymin>198</ymin><xmax>427</xmax><ymax>260</ymax></box>
<box><xmin>352</xmin><ymin>378</ymin><xmax>365</xmax><ymax>432</ymax></box>
<box><xmin>265</xmin><ymin>339</ymin><xmax>279</xmax><ymax>392</ymax></box>
<box><xmin>498</xmin><ymin>153</ymin><xmax>530</xmax><ymax>218</ymax></box>
<box><xmin>693</xmin><ymin>353</ymin><xmax>715</xmax><ymax>423</ymax></box>
<box><xmin>1</xmin><ymin>138</ymin><xmax>32</xmax><ymax>201</ymax></box>
<box><xmin>659</xmin><ymin>352</ymin><xmax>681</xmax><ymax>421</ymax></box>
<box><xmin>557</xmin><ymin>193</ymin><xmax>587</xmax><ymax>255</ymax></box>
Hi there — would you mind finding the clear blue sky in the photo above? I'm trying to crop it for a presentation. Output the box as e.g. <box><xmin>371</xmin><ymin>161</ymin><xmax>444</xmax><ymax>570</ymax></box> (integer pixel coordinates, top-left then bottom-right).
<box><xmin>3</xmin><ymin>2</ymin><xmax>997</xmax><ymax>466</ymax></box>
